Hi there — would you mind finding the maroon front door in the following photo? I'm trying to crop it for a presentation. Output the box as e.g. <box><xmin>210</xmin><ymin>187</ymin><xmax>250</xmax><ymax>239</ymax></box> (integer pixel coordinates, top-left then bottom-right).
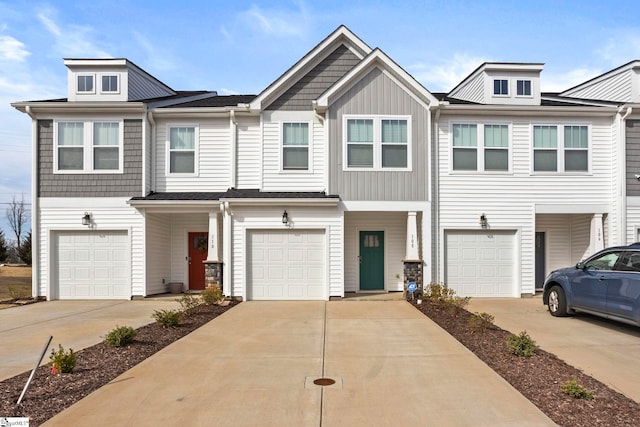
<box><xmin>188</xmin><ymin>232</ymin><xmax>208</xmax><ymax>290</ymax></box>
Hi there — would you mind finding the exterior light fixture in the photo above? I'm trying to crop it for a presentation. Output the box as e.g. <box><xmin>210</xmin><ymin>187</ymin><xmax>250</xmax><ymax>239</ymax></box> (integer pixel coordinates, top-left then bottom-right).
<box><xmin>82</xmin><ymin>212</ymin><xmax>91</xmax><ymax>226</ymax></box>
<box><xmin>480</xmin><ymin>213</ymin><xmax>488</xmax><ymax>229</ymax></box>
<box><xmin>282</xmin><ymin>210</ymin><xmax>289</xmax><ymax>224</ymax></box>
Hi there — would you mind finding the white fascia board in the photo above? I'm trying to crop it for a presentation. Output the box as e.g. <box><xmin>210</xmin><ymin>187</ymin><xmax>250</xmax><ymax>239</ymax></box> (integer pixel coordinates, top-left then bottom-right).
<box><xmin>127</xmin><ymin>200</ymin><xmax>221</xmax><ymax>208</ymax></box>
<box><xmin>439</xmin><ymin>104</ymin><xmax>618</xmax><ymax>117</ymax></box>
<box><xmin>341</xmin><ymin>201</ymin><xmax>430</xmax><ymax>211</ymax></box>
<box><xmin>250</xmin><ymin>26</ymin><xmax>372</xmax><ymax>110</ymax></box>
<box><xmin>222</xmin><ymin>198</ymin><xmax>340</xmax><ymax>206</ymax></box>
<box><xmin>535</xmin><ymin>204</ymin><xmax>609</xmax><ymax>214</ymax></box>
<box><xmin>64</xmin><ymin>58</ymin><xmax>128</xmax><ymax>67</ymax></box>
<box><xmin>315</xmin><ymin>49</ymin><xmax>438</xmax><ymax>111</ymax></box>
<box><xmin>150</xmin><ymin>106</ymin><xmax>255</xmax><ymax>119</ymax></box>
<box><xmin>483</xmin><ymin>63</ymin><xmax>544</xmax><ymax>72</ymax></box>
<box><xmin>11</xmin><ymin>101</ymin><xmax>146</xmax><ymax>115</ymax></box>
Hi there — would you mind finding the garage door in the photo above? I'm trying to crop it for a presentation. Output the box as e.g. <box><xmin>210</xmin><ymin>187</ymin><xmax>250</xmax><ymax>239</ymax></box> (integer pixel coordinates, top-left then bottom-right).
<box><xmin>55</xmin><ymin>231</ymin><xmax>130</xmax><ymax>299</ymax></box>
<box><xmin>247</xmin><ymin>230</ymin><xmax>325</xmax><ymax>300</ymax></box>
<box><xmin>445</xmin><ymin>230</ymin><xmax>515</xmax><ymax>297</ymax></box>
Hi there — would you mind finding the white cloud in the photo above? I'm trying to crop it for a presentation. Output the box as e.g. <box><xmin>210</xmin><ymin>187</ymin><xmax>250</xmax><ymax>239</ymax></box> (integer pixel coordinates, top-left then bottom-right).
<box><xmin>219</xmin><ymin>87</ymin><xmax>240</xmax><ymax>95</ymax></box>
<box><xmin>541</xmin><ymin>67</ymin><xmax>603</xmax><ymax>92</ymax></box>
<box><xmin>595</xmin><ymin>33</ymin><xmax>640</xmax><ymax>67</ymax></box>
<box><xmin>131</xmin><ymin>31</ymin><xmax>176</xmax><ymax>72</ymax></box>
<box><xmin>37</xmin><ymin>10</ymin><xmax>111</xmax><ymax>58</ymax></box>
<box><xmin>0</xmin><ymin>35</ymin><xmax>29</xmax><ymax>62</ymax></box>
<box><xmin>238</xmin><ymin>3</ymin><xmax>309</xmax><ymax>37</ymax></box>
<box><xmin>409</xmin><ymin>53</ymin><xmax>487</xmax><ymax>92</ymax></box>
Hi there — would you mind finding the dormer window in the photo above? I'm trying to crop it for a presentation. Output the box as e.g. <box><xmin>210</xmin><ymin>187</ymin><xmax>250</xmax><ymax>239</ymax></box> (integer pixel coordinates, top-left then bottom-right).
<box><xmin>493</xmin><ymin>79</ymin><xmax>508</xmax><ymax>95</ymax></box>
<box><xmin>101</xmin><ymin>75</ymin><xmax>119</xmax><ymax>93</ymax></box>
<box><xmin>517</xmin><ymin>80</ymin><xmax>532</xmax><ymax>96</ymax></box>
<box><xmin>77</xmin><ymin>75</ymin><xmax>94</xmax><ymax>93</ymax></box>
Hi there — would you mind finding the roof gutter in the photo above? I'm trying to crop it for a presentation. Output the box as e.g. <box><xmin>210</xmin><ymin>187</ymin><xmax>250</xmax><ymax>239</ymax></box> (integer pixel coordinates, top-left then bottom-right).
<box><xmin>220</xmin><ymin>198</ymin><xmax>340</xmax><ymax>206</ymax></box>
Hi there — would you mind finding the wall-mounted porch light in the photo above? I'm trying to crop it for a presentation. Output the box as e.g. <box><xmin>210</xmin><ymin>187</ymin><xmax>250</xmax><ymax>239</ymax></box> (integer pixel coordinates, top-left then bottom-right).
<box><xmin>480</xmin><ymin>213</ymin><xmax>488</xmax><ymax>229</ymax></box>
<box><xmin>282</xmin><ymin>210</ymin><xmax>289</xmax><ymax>224</ymax></box>
<box><xmin>82</xmin><ymin>212</ymin><xmax>92</xmax><ymax>226</ymax></box>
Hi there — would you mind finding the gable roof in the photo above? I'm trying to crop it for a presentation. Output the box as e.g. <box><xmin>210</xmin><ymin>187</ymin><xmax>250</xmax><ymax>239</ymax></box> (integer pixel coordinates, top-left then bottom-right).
<box><xmin>314</xmin><ymin>48</ymin><xmax>439</xmax><ymax>111</ymax></box>
<box><xmin>448</xmin><ymin>62</ymin><xmax>544</xmax><ymax>100</ymax></box>
<box><xmin>560</xmin><ymin>60</ymin><xmax>640</xmax><ymax>100</ymax></box>
<box><xmin>249</xmin><ymin>25</ymin><xmax>371</xmax><ymax>110</ymax></box>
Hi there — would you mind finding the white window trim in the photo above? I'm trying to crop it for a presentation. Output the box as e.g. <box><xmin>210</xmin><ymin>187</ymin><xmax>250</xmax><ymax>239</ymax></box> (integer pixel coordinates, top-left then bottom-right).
<box><xmin>280</xmin><ymin>121</ymin><xmax>313</xmax><ymax>173</ymax></box>
<box><xmin>76</xmin><ymin>74</ymin><xmax>96</xmax><ymax>94</ymax></box>
<box><xmin>166</xmin><ymin>124</ymin><xmax>199</xmax><ymax>176</ymax></box>
<box><xmin>492</xmin><ymin>78</ymin><xmax>509</xmax><ymax>97</ymax></box>
<box><xmin>531</xmin><ymin>124</ymin><xmax>591</xmax><ymax>174</ymax></box>
<box><xmin>449</xmin><ymin>122</ymin><xmax>512</xmax><ymax>173</ymax></box>
<box><xmin>99</xmin><ymin>73</ymin><xmax>120</xmax><ymax>94</ymax></box>
<box><xmin>53</xmin><ymin>119</ymin><xmax>124</xmax><ymax>174</ymax></box>
<box><xmin>342</xmin><ymin>114</ymin><xmax>412</xmax><ymax>172</ymax></box>
<box><xmin>516</xmin><ymin>79</ymin><xmax>533</xmax><ymax>98</ymax></box>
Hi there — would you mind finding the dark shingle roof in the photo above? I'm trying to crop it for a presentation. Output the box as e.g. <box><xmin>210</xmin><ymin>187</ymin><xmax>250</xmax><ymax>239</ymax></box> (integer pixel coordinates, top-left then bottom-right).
<box><xmin>160</xmin><ymin>94</ymin><xmax>256</xmax><ymax>108</ymax></box>
<box><xmin>130</xmin><ymin>189</ymin><xmax>339</xmax><ymax>202</ymax></box>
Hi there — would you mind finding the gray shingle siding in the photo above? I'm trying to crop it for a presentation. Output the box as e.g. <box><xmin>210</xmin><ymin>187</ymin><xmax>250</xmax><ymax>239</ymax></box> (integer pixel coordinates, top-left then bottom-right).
<box><xmin>266</xmin><ymin>45</ymin><xmax>361</xmax><ymax>111</ymax></box>
<box><xmin>626</xmin><ymin>120</ymin><xmax>640</xmax><ymax>196</ymax></box>
<box><xmin>38</xmin><ymin>119</ymin><xmax>143</xmax><ymax>197</ymax></box>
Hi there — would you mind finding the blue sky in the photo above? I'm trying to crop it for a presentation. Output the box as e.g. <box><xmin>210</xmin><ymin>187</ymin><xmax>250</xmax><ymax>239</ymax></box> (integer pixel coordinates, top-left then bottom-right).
<box><xmin>1</xmin><ymin>0</ymin><xmax>640</xmax><ymax>239</ymax></box>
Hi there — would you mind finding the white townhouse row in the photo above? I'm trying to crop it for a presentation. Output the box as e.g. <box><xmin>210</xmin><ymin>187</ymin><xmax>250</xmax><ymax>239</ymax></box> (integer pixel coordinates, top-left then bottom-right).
<box><xmin>11</xmin><ymin>26</ymin><xmax>640</xmax><ymax>301</ymax></box>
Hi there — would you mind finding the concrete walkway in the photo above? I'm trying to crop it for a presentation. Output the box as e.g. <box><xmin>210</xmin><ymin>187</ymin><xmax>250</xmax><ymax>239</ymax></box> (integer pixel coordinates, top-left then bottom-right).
<box><xmin>0</xmin><ymin>298</ymin><xmax>180</xmax><ymax>381</ymax></box>
<box><xmin>43</xmin><ymin>301</ymin><xmax>554</xmax><ymax>426</ymax></box>
<box><xmin>468</xmin><ymin>297</ymin><xmax>640</xmax><ymax>403</ymax></box>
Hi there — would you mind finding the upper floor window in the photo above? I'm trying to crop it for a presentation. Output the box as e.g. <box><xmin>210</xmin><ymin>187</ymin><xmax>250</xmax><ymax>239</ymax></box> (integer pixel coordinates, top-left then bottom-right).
<box><xmin>452</xmin><ymin>123</ymin><xmax>509</xmax><ymax>172</ymax></box>
<box><xmin>77</xmin><ymin>75</ymin><xmax>94</xmax><ymax>93</ymax></box>
<box><xmin>533</xmin><ymin>125</ymin><xmax>588</xmax><ymax>173</ymax></box>
<box><xmin>493</xmin><ymin>79</ymin><xmax>508</xmax><ymax>95</ymax></box>
<box><xmin>55</xmin><ymin>121</ymin><xmax>122</xmax><ymax>173</ymax></box>
<box><xmin>101</xmin><ymin>75</ymin><xmax>119</xmax><ymax>93</ymax></box>
<box><xmin>517</xmin><ymin>80</ymin><xmax>532</xmax><ymax>96</ymax></box>
<box><xmin>282</xmin><ymin>122</ymin><xmax>309</xmax><ymax>171</ymax></box>
<box><xmin>344</xmin><ymin>116</ymin><xmax>411</xmax><ymax>170</ymax></box>
<box><xmin>168</xmin><ymin>126</ymin><xmax>197</xmax><ymax>175</ymax></box>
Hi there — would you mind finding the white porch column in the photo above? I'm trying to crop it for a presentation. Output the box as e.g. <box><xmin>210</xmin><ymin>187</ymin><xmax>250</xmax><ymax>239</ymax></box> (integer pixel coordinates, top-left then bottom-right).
<box><xmin>405</xmin><ymin>211</ymin><xmax>420</xmax><ymax>260</ymax></box>
<box><xmin>206</xmin><ymin>211</ymin><xmax>219</xmax><ymax>262</ymax></box>
<box><xmin>590</xmin><ymin>213</ymin><xmax>604</xmax><ymax>253</ymax></box>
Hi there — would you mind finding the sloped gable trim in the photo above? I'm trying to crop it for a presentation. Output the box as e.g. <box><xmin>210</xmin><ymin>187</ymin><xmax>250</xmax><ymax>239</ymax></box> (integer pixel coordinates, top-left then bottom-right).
<box><xmin>560</xmin><ymin>61</ymin><xmax>640</xmax><ymax>102</ymax></box>
<box><xmin>250</xmin><ymin>25</ymin><xmax>371</xmax><ymax>111</ymax></box>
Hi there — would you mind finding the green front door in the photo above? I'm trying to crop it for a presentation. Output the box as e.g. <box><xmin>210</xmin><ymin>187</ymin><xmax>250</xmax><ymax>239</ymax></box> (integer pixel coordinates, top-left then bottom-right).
<box><xmin>359</xmin><ymin>231</ymin><xmax>384</xmax><ymax>291</ymax></box>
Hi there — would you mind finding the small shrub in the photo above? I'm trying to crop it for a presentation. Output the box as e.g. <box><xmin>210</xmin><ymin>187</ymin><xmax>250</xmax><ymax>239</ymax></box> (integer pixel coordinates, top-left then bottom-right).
<box><xmin>507</xmin><ymin>331</ymin><xmax>537</xmax><ymax>357</ymax></box>
<box><xmin>49</xmin><ymin>344</ymin><xmax>77</xmax><ymax>374</ymax></box>
<box><xmin>425</xmin><ymin>282</ymin><xmax>470</xmax><ymax>310</ymax></box>
<box><xmin>104</xmin><ymin>325</ymin><xmax>137</xmax><ymax>347</ymax></box>
<box><xmin>177</xmin><ymin>291</ymin><xmax>202</xmax><ymax>314</ymax></box>
<box><xmin>153</xmin><ymin>309</ymin><xmax>182</xmax><ymax>328</ymax></box>
<box><xmin>468</xmin><ymin>312</ymin><xmax>495</xmax><ymax>332</ymax></box>
<box><xmin>561</xmin><ymin>379</ymin><xmax>595</xmax><ymax>400</ymax></box>
<box><xmin>8</xmin><ymin>285</ymin><xmax>30</xmax><ymax>300</ymax></box>
<box><xmin>201</xmin><ymin>285</ymin><xmax>223</xmax><ymax>306</ymax></box>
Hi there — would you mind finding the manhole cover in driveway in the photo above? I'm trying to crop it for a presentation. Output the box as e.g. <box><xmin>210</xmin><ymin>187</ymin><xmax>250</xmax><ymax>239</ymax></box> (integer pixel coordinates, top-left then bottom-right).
<box><xmin>313</xmin><ymin>378</ymin><xmax>336</xmax><ymax>386</ymax></box>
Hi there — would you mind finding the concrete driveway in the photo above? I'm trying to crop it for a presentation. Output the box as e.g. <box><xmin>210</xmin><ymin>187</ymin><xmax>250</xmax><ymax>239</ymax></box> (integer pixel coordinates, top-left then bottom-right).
<box><xmin>0</xmin><ymin>298</ymin><xmax>180</xmax><ymax>381</ymax></box>
<box><xmin>468</xmin><ymin>297</ymin><xmax>640</xmax><ymax>403</ymax></box>
<box><xmin>42</xmin><ymin>301</ymin><xmax>554</xmax><ymax>427</ymax></box>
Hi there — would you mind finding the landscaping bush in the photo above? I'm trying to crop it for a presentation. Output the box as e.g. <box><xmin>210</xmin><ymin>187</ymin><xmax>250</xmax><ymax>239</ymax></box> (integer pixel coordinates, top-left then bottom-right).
<box><xmin>153</xmin><ymin>309</ymin><xmax>182</xmax><ymax>328</ymax></box>
<box><xmin>561</xmin><ymin>379</ymin><xmax>595</xmax><ymax>400</ymax></box>
<box><xmin>507</xmin><ymin>331</ymin><xmax>537</xmax><ymax>357</ymax></box>
<box><xmin>177</xmin><ymin>291</ymin><xmax>202</xmax><ymax>313</ymax></box>
<box><xmin>468</xmin><ymin>312</ymin><xmax>495</xmax><ymax>332</ymax></box>
<box><xmin>49</xmin><ymin>344</ymin><xmax>77</xmax><ymax>374</ymax></box>
<box><xmin>201</xmin><ymin>285</ymin><xmax>223</xmax><ymax>305</ymax></box>
<box><xmin>425</xmin><ymin>282</ymin><xmax>470</xmax><ymax>310</ymax></box>
<box><xmin>104</xmin><ymin>325</ymin><xmax>137</xmax><ymax>347</ymax></box>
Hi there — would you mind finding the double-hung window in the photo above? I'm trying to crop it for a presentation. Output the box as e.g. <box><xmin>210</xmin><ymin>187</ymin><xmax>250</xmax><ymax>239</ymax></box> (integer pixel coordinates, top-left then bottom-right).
<box><xmin>101</xmin><ymin>75</ymin><xmax>118</xmax><ymax>93</ymax></box>
<box><xmin>533</xmin><ymin>125</ymin><xmax>588</xmax><ymax>172</ymax></box>
<box><xmin>55</xmin><ymin>121</ymin><xmax>122</xmax><ymax>172</ymax></box>
<box><xmin>452</xmin><ymin>123</ymin><xmax>509</xmax><ymax>172</ymax></box>
<box><xmin>168</xmin><ymin>126</ymin><xmax>197</xmax><ymax>174</ymax></box>
<box><xmin>345</xmin><ymin>116</ymin><xmax>410</xmax><ymax>170</ymax></box>
<box><xmin>282</xmin><ymin>122</ymin><xmax>309</xmax><ymax>170</ymax></box>
<box><xmin>493</xmin><ymin>79</ymin><xmax>508</xmax><ymax>95</ymax></box>
<box><xmin>77</xmin><ymin>75</ymin><xmax>94</xmax><ymax>93</ymax></box>
<box><xmin>517</xmin><ymin>80</ymin><xmax>532</xmax><ymax>96</ymax></box>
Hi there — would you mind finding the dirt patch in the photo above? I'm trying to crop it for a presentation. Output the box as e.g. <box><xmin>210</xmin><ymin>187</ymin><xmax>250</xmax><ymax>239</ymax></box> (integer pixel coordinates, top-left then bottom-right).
<box><xmin>0</xmin><ymin>265</ymin><xmax>32</xmax><ymax>300</ymax></box>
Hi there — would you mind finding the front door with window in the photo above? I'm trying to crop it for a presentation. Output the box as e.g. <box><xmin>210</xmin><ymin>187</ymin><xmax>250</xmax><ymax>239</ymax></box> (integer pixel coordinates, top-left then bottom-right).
<box><xmin>359</xmin><ymin>231</ymin><xmax>384</xmax><ymax>291</ymax></box>
<box><xmin>188</xmin><ymin>232</ymin><xmax>208</xmax><ymax>290</ymax></box>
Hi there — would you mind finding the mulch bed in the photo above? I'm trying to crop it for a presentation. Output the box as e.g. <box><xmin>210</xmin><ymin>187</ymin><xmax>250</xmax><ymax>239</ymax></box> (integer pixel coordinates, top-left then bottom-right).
<box><xmin>0</xmin><ymin>301</ymin><xmax>238</xmax><ymax>426</ymax></box>
<box><xmin>411</xmin><ymin>298</ymin><xmax>640</xmax><ymax>427</ymax></box>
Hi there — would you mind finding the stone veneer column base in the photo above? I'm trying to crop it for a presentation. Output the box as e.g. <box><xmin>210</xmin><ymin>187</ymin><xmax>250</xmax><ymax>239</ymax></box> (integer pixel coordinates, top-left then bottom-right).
<box><xmin>403</xmin><ymin>261</ymin><xmax>423</xmax><ymax>295</ymax></box>
<box><xmin>204</xmin><ymin>261</ymin><xmax>223</xmax><ymax>289</ymax></box>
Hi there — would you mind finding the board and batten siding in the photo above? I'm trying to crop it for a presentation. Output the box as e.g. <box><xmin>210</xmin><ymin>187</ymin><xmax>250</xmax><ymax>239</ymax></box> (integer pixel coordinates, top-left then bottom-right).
<box><xmin>127</xmin><ymin>68</ymin><xmax>174</xmax><ymax>101</ymax></box>
<box><xmin>344</xmin><ymin>211</ymin><xmax>407</xmax><ymax>292</ymax></box>
<box><xmin>328</xmin><ymin>68</ymin><xmax>430</xmax><ymax>201</ymax></box>
<box><xmin>230</xmin><ymin>206</ymin><xmax>343</xmax><ymax>299</ymax></box>
<box><xmin>145</xmin><ymin>213</ymin><xmax>171</xmax><ymax>295</ymax></box>
<box><xmin>154</xmin><ymin>118</ymin><xmax>231</xmax><ymax>192</ymax></box>
<box><xmin>261</xmin><ymin>111</ymin><xmax>326</xmax><ymax>191</ymax></box>
<box><xmin>449</xmin><ymin>72</ymin><xmax>485</xmax><ymax>104</ymax></box>
<box><xmin>236</xmin><ymin>116</ymin><xmax>261</xmax><ymax>189</ymax></box>
<box><xmin>266</xmin><ymin>44</ymin><xmax>361</xmax><ymax>111</ymax></box>
<box><xmin>38</xmin><ymin>198</ymin><xmax>144</xmax><ymax>298</ymax></box>
<box><xmin>563</xmin><ymin>70</ymin><xmax>632</xmax><ymax>102</ymax></box>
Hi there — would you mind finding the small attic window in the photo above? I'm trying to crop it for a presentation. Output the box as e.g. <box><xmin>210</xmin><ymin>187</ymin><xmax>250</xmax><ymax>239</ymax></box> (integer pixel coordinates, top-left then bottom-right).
<box><xmin>517</xmin><ymin>80</ymin><xmax>532</xmax><ymax>96</ymax></box>
<box><xmin>493</xmin><ymin>79</ymin><xmax>508</xmax><ymax>95</ymax></box>
<box><xmin>101</xmin><ymin>75</ymin><xmax>119</xmax><ymax>93</ymax></box>
<box><xmin>77</xmin><ymin>75</ymin><xmax>94</xmax><ymax>93</ymax></box>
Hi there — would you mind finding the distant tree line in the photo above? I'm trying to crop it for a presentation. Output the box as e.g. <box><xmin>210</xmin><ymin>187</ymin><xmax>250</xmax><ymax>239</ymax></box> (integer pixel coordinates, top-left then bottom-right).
<box><xmin>0</xmin><ymin>196</ymin><xmax>31</xmax><ymax>265</ymax></box>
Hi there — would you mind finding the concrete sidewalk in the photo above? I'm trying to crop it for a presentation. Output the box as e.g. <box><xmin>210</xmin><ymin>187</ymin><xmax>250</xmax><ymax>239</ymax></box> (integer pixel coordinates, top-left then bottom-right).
<box><xmin>468</xmin><ymin>297</ymin><xmax>640</xmax><ymax>403</ymax></box>
<box><xmin>43</xmin><ymin>301</ymin><xmax>554</xmax><ymax>426</ymax></box>
<box><xmin>0</xmin><ymin>298</ymin><xmax>180</xmax><ymax>381</ymax></box>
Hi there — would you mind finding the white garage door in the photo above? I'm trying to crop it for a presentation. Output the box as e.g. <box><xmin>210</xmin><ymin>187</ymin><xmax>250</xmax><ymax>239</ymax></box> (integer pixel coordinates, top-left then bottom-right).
<box><xmin>55</xmin><ymin>231</ymin><xmax>130</xmax><ymax>299</ymax></box>
<box><xmin>248</xmin><ymin>230</ymin><xmax>325</xmax><ymax>300</ymax></box>
<box><xmin>445</xmin><ymin>230</ymin><xmax>515</xmax><ymax>297</ymax></box>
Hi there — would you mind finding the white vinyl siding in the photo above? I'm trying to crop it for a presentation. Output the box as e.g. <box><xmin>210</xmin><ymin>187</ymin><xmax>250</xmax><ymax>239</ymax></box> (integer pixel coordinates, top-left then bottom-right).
<box><xmin>344</xmin><ymin>115</ymin><xmax>411</xmax><ymax>171</ymax></box>
<box><xmin>55</xmin><ymin>120</ymin><xmax>123</xmax><ymax>173</ymax></box>
<box><xmin>236</xmin><ymin>117</ymin><xmax>262</xmax><ymax>189</ymax></box>
<box><xmin>533</xmin><ymin>124</ymin><xmax>589</xmax><ymax>173</ymax></box>
<box><xmin>145</xmin><ymin>213</ymin><xmax>171</xmax><ymax>295</ymax></box>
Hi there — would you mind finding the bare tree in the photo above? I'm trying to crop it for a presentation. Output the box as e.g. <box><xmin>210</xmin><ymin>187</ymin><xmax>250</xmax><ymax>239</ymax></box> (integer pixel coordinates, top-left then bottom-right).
<box><xmin>6</xmin><ymin>195</ymin><xmax>28</xmax><ymax>251</ymax></box>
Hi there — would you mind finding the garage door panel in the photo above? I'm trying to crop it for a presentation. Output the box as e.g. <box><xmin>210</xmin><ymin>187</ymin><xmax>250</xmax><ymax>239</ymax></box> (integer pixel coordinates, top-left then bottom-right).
<box><xmin>445</xmin><ymin>231</ymin><xmax>515</xmax><ymax>297</ymax></box>
<box><xmin>248</xmin><ymin>230</ymin><xmax>325</xmax><ymax>300</ymax></box>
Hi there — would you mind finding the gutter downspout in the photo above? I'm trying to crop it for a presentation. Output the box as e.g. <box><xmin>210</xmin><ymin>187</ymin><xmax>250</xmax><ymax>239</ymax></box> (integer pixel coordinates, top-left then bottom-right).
<box><xmin>620</xmin><ymin>106</ymin><xmax>633</xmax><ymax>244</ymax></box>
<box><xmin>147</xmin><ymin>111</ymin><xmax>156</xmax><ymax>193</ymax></box>
<box><xmin>230</xmin><ymin>110</ymin><xmax>237</xmax><ymax>189</ymax></box>
<box><xmin>433</xmin><ymin>107</ymin><xmax>441</xmax><ymax>282</ymax></box>
<box><xmin>25</xmin><ymin>106</ymin><xmax>39</xmax><ymax>299</ymax></box>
